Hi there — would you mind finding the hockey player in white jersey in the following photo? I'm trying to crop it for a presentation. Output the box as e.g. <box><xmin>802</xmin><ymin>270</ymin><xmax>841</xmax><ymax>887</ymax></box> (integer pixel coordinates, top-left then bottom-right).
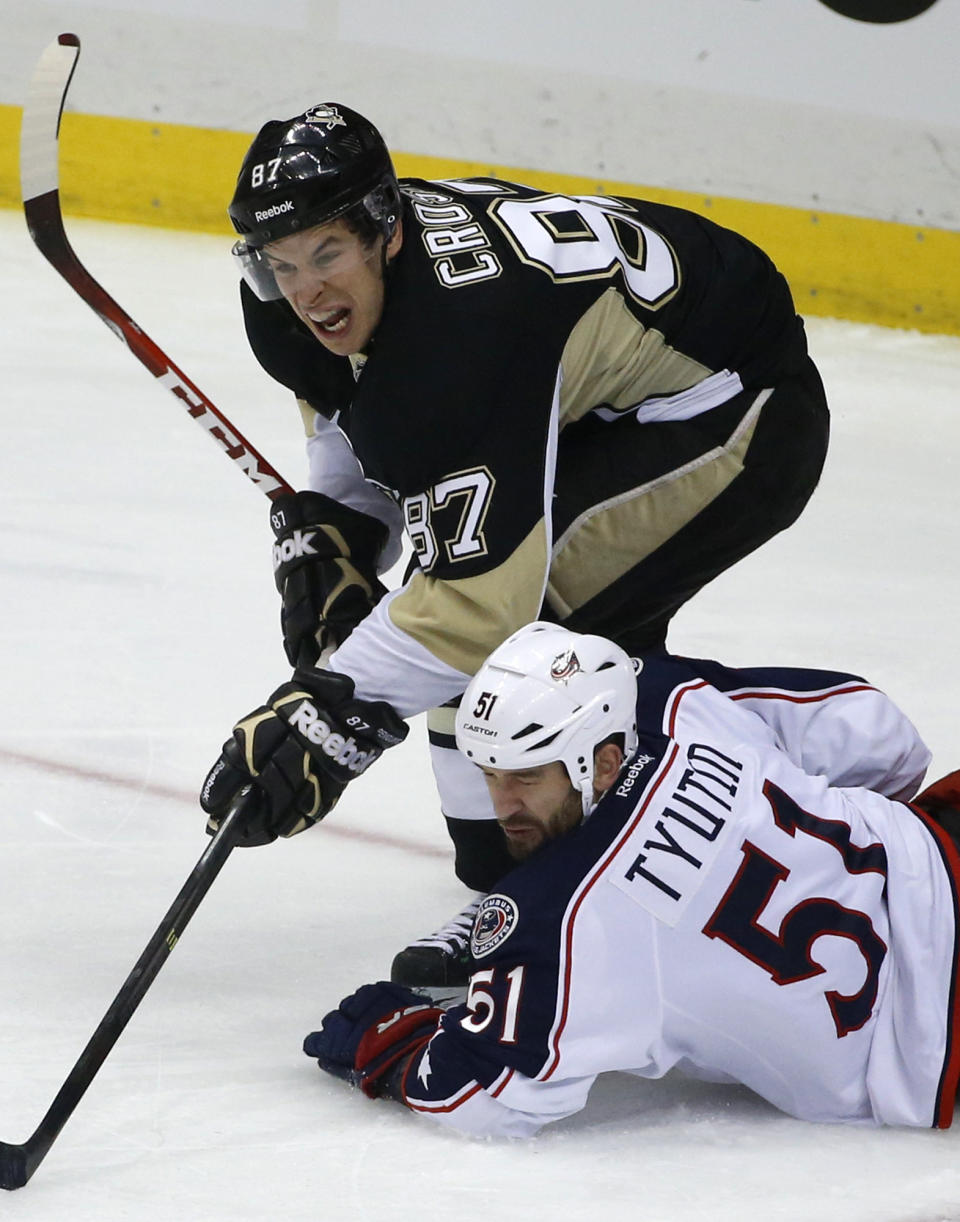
<box><xmin>304</xmin><ymin>623</ymin><xmax>960</xmax><ymax>1135</ymax></box>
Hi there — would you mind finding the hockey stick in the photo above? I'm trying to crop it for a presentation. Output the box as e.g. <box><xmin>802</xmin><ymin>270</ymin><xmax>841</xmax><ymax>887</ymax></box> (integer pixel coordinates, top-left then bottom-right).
<box><xmin>0</xmin><ymin>796</ymin><xmax>250</xmax><ymax>1190</ymax></box>
<box><xmin>20</xmin><ymin>32</ymin><xmax>291</xmax><ymax>500</ymax></box>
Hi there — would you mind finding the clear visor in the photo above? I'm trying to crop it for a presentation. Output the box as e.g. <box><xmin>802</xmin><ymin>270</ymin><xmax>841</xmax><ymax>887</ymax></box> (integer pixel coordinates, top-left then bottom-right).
<box><xmin>231</xmin><ymin>229</ymin><xmax>381</xmax><ymax>302</ymax></box>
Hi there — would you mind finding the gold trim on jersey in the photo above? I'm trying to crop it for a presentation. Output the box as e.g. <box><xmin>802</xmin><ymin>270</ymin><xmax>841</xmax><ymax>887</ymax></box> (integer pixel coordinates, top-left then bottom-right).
<box><xmin>546</xmin><ymin>391</ymin><xmax>768</xmax><ymax>617</ymax></box>
<box><xmin>387</xmin><ymin>521</ymin><xmax>549</xmax><ymax>675</ymax></box>
<box><xmin>534</xmin><ymin>209</ymin><xmax>596</xmax><ymax>244</ymax></box>
<box><xmin>558</xmin><ymin>289</ymin><xmax>712</xmax><ymax>426</ymax></box>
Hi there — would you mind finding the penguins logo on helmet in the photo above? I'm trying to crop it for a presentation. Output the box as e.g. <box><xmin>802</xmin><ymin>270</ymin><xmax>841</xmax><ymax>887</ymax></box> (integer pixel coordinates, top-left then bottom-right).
<box><xmin>228</xmin><ymin>102</ymin><xmax>402</xmax><ymax>301</ymax></box>
<box><xmin>304</xmin><ymin>104</ymin><xmax>346</xmax><ymax>130</ymax></box>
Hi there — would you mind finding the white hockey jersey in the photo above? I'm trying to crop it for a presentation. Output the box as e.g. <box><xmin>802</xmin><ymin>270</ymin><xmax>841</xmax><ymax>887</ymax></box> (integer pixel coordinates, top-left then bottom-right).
<box><xmin>395</xmin><ymin>655</ymin><xmax>960</xmax><ymax>1136</ymax></box>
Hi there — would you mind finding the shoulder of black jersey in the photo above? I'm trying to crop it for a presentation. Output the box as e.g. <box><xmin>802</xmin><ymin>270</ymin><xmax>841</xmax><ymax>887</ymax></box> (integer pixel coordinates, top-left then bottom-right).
<box><xmin>392</xmin><ymin>176</ymin><xmax>594</xmax><ymax>329</ymax></box>
<box><xmin>348</xmin><ymin>225</ymin><xmax>566</xmax><ymax>491</ymax></box>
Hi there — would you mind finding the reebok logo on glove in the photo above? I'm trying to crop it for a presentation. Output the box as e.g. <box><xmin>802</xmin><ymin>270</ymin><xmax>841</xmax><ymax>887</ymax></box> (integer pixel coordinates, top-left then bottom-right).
<box><xmin>201</xmin><ymin>758</ymin><xmax>227</xmax><ymax>805</ymax></box>
<box><xmin>273</xmin><ymin>528</ymin><xmax>317</xmax><ymax>570</ymax></box>
<box><xmin>286</xmin><ymin>698</ymin><xmax>377</xmax><ymax>773</ymax></box>
<box><xmin>203</xmin><ymin>666</ymin><xmax>406</xmax><ymax>842</ymax></box>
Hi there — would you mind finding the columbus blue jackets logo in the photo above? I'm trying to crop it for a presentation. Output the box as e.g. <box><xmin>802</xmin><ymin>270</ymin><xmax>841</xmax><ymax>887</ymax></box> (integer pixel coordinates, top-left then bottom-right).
<box><xmin>470</xmin><ymin>894</ymin><xmax>519</xmax><ymax>959</ymax></box>
<box><xmin>549</xmin><ymin>649</ymin><xmax>581</xmax><ymax>684</ymax></box>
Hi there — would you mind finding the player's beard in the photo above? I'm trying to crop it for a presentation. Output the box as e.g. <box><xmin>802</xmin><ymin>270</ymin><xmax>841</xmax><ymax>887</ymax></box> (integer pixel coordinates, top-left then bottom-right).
<box><xmin>500</xmin><ymin>788</ymin><xmax>584</xmax><ymax>861</ymax></box>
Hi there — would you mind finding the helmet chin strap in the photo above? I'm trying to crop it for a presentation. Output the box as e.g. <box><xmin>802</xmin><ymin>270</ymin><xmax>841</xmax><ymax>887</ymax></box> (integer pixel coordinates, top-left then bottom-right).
<box><xmin>362</xmin><ymin>233</ymin><xmax>398</xmax><ymax>353</ymax></box>
<box><xmin>380</xmin><ymin>213</ymin><xmax>402</xmax><ymax>277</ymax></box>
<box><xmin>578</xmin><ymin>748</ymin><xmax>630</xmax><ymax>820</ymax></box>
<box><xmin>578</xmin><ymin>774</ymin><xmax>597</xmax><ymax>820</ymax></box>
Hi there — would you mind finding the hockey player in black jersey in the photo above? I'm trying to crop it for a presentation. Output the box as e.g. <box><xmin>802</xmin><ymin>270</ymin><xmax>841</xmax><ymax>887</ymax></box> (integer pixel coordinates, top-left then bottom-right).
<box><xmin>201</xmin><ymin>102</ymin><xmax>830</xmax><ymax>987</ymax></box>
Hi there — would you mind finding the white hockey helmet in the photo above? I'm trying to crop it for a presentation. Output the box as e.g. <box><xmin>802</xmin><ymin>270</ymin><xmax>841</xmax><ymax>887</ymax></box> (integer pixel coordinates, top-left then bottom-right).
<box><xmin>456</xmin><ymin>622</ymin><xmax>640</xmax><ymax>817</ymax></box>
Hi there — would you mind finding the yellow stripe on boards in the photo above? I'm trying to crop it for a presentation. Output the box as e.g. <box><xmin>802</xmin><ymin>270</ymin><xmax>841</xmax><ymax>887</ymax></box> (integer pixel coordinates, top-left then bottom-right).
<box><xmin>2</xmin><ymin>106</ymin><xmax>957</xmax><ymax>336</ymax></box>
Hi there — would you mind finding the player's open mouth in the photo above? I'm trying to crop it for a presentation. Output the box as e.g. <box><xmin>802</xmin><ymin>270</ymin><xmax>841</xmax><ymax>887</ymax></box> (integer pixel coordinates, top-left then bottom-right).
<box><xmin>312</xmin><ymin>308</ymin><xmax>350</xmax><ymax>335</ymax></box>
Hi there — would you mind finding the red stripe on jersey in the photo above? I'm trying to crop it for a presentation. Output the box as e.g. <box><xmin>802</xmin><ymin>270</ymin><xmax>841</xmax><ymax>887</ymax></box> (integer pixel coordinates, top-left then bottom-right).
<box><xmin>541</xmin><ymin>742</ymin><xmax>681</xmax><ymax>1081</ymax></box>
<box><xmin>729</xmin><ymin>683</ymin><xmax>874</xmax><ymax>705</ymax></box>
<box><xmin>666</xmin><ymin>678</ymin><xmax>876</xmax><ymax>738</ymax></box>
<box><xmin>491</xmin><ymin>1068</ymin><xmax>515</xmax><ymax>1097</ymax></box>
<box><xmin>403</xmin><ymin>1077</ymin><xmax>486</xmax><ymax>1114</ymax></box>
<box><xmin>666</xmin><ymin>680</ymin><xmax>708</xmax><ymax>737</ymax></box>
<box><xmin>908</xmin><ymin>803</ymin><xmax>960</xmax><ymax>1128</ymax></box>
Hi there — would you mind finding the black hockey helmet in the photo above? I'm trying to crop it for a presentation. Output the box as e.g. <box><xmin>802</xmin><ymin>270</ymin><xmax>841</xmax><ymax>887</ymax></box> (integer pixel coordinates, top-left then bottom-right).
<box><xmin>229</xmin><ymin>103</ymin><xmax>401</xmax><ymax>300</ymax></box>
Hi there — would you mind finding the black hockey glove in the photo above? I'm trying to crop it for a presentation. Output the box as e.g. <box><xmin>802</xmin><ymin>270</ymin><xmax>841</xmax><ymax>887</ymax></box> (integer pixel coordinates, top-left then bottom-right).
<box><xmin>270</xmin><ymin>491</ymin><xmax>389</xmax><ymax>668</ymax></box>
<box><xmin>200</xmin><ymin>668</ymin><xmax>407</xmax><ymax>847</ymax></box>
<box><xmin>303</xmin><ymin>981</ymin><xmax>444</xmax><ymax>1101</ymax></box>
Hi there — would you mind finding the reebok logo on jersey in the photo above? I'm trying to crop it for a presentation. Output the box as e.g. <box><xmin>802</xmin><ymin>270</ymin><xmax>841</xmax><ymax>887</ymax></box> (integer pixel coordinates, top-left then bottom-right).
<box><xmin>254</xmin><ymin>200</ymin><xmax>295</xmax><ymax>223</ymax></box>
<box><xmin>612</xmin><ymin>741</ymin><xmax>741</xmax><ymax>926</ymax></box>
<box><xmin>285</xmin><ymin>699</ymin><xmax>376</xmax><ymax>773</ymax></box>
<box><xmin>616</xmin><ymin>754</ymin><xmax>656</xmax><ymax>798</ymax></box>
<box><xmin>273</xmin><ymin>529</ymin><xmax>317</xmax><ymax>570</ymax></box>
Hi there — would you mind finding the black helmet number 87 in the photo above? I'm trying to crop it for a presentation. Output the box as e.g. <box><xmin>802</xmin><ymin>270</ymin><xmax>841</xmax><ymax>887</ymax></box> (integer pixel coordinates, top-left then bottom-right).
<box><xmin>250</xmin><ymin>158</ymin><xmax>283</xmax><ymax>190</ymax></box>
<box><xmin>228</xmin><ymin>103</ymin><xmax>402</xmax><ymax>300</ymax></box>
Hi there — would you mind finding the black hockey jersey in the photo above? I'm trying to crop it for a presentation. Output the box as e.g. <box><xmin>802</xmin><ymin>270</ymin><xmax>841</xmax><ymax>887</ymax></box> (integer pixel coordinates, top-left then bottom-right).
<box><xmin>243</xmin><ymin>179</ymin><xmax>812</xmax><ymax>713</ymax></box>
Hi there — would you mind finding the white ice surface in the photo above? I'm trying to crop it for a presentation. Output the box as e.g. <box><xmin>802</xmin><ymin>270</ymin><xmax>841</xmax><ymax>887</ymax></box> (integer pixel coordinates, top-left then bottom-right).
<box><xmin>1</xmin><ymin>207</ymin><xmax>959</xmax><ymax>1221</ymax></box>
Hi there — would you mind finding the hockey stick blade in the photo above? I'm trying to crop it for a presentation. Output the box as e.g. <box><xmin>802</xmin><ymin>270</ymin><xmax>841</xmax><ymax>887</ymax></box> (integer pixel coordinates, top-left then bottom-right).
<box><xmin>0</xmin><ymin>1143</ymin><xmax>27</xmax><ymax>1192</ymax></box>
<box><xmin>20</xmin><ymin>33</ymin><xmax>291</xmax><ymax>501</ymax></box>
<box><xmin>0</xmin><ymin>798</ymin><xmax>249</xmax><ymax>1190</ymax></box>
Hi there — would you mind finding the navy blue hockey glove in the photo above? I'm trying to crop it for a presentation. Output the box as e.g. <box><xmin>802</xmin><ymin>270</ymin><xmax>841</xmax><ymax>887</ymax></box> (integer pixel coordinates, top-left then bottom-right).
<box><xmin>200</xmin><ymin>669</ymin><xmax>407</xmax><ymax>847</ymax></box>
<box><xmin>270</xmin><ymin>491</ymin><xmax>389</xmax><ymax>668</ymax></box>
<box><xmin>304</xmin><ymin>981</ymin><xmax>444</xmax><ymax>1100</ymax></box>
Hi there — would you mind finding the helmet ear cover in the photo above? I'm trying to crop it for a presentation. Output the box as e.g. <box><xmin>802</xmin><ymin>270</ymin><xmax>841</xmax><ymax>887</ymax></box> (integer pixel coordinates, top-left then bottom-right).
<box><xmin>456</xmin><ymin>623</ymin><xmax>640</xmax><ymax>818</ymax></box>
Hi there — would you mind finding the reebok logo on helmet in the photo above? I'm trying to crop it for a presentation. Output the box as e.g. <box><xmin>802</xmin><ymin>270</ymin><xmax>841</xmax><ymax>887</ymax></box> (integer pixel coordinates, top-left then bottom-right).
<box><xmin>254</xmin><ymin>200</ymin><xmax>295</xmax><ymax>223</ymax></box>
